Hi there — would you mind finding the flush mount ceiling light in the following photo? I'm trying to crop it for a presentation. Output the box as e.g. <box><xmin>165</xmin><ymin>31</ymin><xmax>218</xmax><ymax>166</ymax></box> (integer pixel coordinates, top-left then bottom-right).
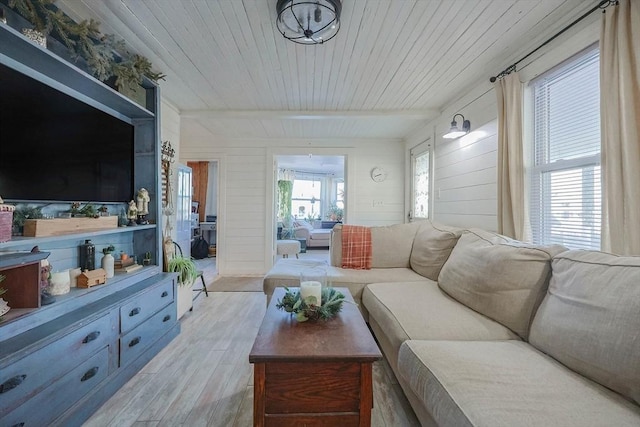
<box><xmin>443</xmin><ymin>114</ymin><xmax>471</xmax><ymax>139</ymax></box>
<box><xmin>276</xmin><ymin>0</ymin><xmax>341</xmax><ymax>45</ymax></box>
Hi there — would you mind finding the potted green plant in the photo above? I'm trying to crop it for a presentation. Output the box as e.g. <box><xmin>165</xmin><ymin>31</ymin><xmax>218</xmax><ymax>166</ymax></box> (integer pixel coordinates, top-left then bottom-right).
<box><xmin>326</xmin><ymin>204</ymin><xmax>343</xmax><ymax>222</ymax></box>
<box><xmin>167</xmin><ymin>255</ymin><xmax>198</xmax><ymax>319</ymax></box>
<box><xmin>12</xmin><ymin>205</ymin><xmax>43</xmax><ymax>235</ymax></box>
<box><xmin>143</xmin><ymin>252</ymin><xmax>152</xmax><ymax>266</ymax></box>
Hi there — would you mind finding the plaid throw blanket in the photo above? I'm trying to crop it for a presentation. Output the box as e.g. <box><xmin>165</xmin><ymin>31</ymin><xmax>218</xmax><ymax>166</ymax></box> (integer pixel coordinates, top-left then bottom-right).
<box><xmin>341</xmin><ymin>225</ymin><xmax>372</xmax><ymax>270</ymax></box>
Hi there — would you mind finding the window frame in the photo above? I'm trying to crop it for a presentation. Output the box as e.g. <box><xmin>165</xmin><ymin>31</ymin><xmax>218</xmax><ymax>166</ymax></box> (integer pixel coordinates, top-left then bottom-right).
<box><xmin>528</xmin><ymin>46</ymin><xmax>601</xmax><ymax>250</ymax></box>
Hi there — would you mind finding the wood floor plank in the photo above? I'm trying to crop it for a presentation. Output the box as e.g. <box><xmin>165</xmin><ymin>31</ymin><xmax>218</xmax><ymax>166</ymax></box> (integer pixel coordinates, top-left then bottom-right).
<box><xmin>205</xmin><ymin>361</ymin><xmax>253</xmax><ymax>426</ymax></box>
<box><xmin>232</xmin><ymin>386</ymin><xmax>254</xmax><ymax>427</ymax></box>
<box><xmin>156</xmin><ymin>350</ymin><xmax>225</xmax><ymax>426</ymax></box>
<box><xmin>84</xmin><ymin>292</ymin><xmax>419</xmax><ymax>427</ymax></box>
<box><xmin>82</xmin><ymin>373</ymin><xmax>155</xmax><ymax>427</ymax></box>
<box><xmin>137</xmin><ymin>340</ymin><xmax>220</xmax><ymax>421</ymax></box>
<box><xmin>372</xmin><ymin>361</ymin><xmax>420</xmax><ymax>426</ymax></box>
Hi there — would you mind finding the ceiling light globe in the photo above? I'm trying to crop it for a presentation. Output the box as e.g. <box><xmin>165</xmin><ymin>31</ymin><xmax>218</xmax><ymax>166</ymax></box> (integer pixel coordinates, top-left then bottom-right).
<box><xmin>276</xmin><ymin>0</ymin><xmax>342</xmax><ymax>45</ymax></box>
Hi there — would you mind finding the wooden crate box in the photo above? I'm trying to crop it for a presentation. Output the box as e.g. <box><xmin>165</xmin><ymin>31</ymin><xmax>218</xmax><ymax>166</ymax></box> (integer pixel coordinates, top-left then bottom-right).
<box><xmin>23</xmin><ymin>216</ymin><xmax>118</xmax><ymax>237</ymax></box>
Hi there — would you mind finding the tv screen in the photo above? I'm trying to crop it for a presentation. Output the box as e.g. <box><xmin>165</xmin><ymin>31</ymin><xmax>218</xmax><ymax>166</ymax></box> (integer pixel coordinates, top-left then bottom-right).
<box><xmin>0</xmin><ymin>63</ymin><xmax>134</xmax><ymax>203</ymax></box>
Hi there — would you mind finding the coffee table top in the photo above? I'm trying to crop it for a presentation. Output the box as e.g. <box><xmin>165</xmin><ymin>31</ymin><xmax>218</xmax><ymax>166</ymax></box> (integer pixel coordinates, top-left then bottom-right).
<box><xmin>249</xmin><ymin>287</ymin><xmax>382</xmax><ymax>363</ymax></box>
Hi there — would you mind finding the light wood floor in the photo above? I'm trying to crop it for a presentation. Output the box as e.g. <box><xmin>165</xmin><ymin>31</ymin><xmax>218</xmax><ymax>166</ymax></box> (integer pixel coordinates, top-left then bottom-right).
<box><xmin>83</xmin><ymin>292</ymin><xmax>420</xmax><ymax>426</ymax></box>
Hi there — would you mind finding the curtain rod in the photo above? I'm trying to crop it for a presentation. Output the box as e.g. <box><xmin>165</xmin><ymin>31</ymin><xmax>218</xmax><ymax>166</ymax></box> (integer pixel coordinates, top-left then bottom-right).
<box><xmin>489</xmin><ymin>0</ymin><xmax>617</xmax><ymax>82</ymax></box>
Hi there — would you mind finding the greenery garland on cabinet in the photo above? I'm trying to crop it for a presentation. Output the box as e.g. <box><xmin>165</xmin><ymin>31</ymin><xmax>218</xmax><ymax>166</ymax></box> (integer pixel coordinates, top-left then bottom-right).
<box><xmin>4</xmin><ymin>0</ymin><xmax>165</xmax><ymax>91</ymax></box>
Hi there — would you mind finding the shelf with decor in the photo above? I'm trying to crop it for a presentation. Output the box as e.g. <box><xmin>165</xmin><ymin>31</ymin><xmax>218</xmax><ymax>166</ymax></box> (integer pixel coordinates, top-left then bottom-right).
<box><xmin>0</xmin><ymin>224</ymin><xmax>156</xmax><ymax>250</ymax></box>
<box><xmin>0</xmin><ymin>19</ymin><xmax>177</xmax><ymax>426</ymax></box>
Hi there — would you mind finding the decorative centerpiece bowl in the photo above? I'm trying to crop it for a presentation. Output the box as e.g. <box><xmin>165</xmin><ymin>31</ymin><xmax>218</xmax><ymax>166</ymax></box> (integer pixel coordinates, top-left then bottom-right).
<box><xmin>276</xmin><ymin>286</ymin><xmax>346</xmax><ymax>322</ymax></box>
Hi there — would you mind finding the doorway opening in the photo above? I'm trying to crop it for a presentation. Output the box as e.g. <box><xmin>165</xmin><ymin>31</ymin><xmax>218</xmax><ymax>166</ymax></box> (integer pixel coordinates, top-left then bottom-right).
<box><xmin>186</xmin><ymin>160</ymin><xmax>219</xmax><ymax>281</ymax></box>
<box><xmin>274</xmin><ymin>155</ymin><xmax>345</xmax><ymax>260</ymax></box>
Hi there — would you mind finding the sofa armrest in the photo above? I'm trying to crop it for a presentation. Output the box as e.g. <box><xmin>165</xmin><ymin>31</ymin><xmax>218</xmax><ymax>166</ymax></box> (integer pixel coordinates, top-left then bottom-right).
<box><xmin>293</xmin><ymin>226</ymin><xmax>310</xmax><ymax>240</ymax></box>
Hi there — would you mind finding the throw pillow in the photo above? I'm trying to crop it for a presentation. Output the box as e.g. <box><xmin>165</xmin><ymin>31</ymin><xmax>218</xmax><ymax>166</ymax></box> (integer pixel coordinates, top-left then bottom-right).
<box><xmin>410</xmin><ymin>221</ymin><xmax>462</xmax><ymax>281</ymax></box>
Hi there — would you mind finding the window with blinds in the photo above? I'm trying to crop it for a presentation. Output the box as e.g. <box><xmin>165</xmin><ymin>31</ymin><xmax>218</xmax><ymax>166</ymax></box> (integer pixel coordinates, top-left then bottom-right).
<box><xmin>530</xmin><ymin>48</ymin><xmax>601</xmax><ymax>250</ymax></box>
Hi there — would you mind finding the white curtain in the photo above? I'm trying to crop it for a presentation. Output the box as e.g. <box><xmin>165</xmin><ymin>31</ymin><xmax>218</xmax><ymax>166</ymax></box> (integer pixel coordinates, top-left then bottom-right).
<box><xmin>495</xmin><ymin>72</ymin><xmax>528</xmax><ymax>241</ymax></box>
<box><xmin>600</xmin><ymin>0</ymin><xmax>640</xmax><ymax>255</ymax></box>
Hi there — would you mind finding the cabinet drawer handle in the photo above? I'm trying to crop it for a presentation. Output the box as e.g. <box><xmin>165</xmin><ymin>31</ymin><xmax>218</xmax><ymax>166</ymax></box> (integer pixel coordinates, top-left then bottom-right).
<box><xmin>161</xmin><ymin>291</ymin><xmax>168</xmax><ymax>297</ymax></box>
<box><xmin>163</xmin><ymin>314</ymin><xmax>171</xmax><ymax>322</ymax></box>
<box><xmin>82</xmin><ymin>331</ymin><xmax>101</xmax><ymax>343</ymax></box>
<box><xmin>129</xmin><ymin>307</ymin><xmax>141</xmax><ymax>317</ymax></box>
<box><xmin>0</xmin><ymin>375</ymin><xmax>27</xmax><ymax>394</ymax></box>
<box><xmin>80</xmin><ymin>367</ymin><xmax>99</xmax><ymax>382</ymax></box>
<box><xmin>129</xmin><ymin>336</ymin><xmax>141</xmax><ymax>347</ymax></box>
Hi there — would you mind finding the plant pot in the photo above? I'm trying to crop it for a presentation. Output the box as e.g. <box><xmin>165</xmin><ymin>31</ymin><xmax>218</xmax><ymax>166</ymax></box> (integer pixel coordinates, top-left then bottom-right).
<box><xmin>176</xmin><ymin>280</ymin><xmax>194</xmax><ymax>319</ymax></box>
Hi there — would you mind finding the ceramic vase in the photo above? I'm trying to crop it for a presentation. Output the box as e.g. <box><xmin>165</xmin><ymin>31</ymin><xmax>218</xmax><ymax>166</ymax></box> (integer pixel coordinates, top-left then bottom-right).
<box><xmin>101</xmin><ymin>253</ymin><xmax>115</xmax><ymax>278</ymax></box>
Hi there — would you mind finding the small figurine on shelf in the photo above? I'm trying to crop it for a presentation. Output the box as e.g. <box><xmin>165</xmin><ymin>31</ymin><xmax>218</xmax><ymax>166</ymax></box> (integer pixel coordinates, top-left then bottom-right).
<box><xmin>127</xmin><ymin>200</ymin><xmax>138</xmax><ymax>226</ymax></box>
<box><xmin>136</xmin><ymin>188</ymin><xmax>150</xmax><ymax>225</ymax></box>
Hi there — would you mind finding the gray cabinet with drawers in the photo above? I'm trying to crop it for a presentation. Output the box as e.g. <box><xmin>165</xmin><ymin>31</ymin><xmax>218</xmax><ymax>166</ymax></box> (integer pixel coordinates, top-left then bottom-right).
<box><xmin>0</xmin><ymin>274</ymin><xmax>179</xmax><ymax>426</ymax></box>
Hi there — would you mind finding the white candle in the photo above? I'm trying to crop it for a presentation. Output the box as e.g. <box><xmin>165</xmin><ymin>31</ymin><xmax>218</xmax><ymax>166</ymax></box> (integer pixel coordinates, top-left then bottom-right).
<box><xmin>300</xmin><ymin>281</ymin><xmax>322</xmax><ymax>306</ymax></box>
<box><xmin>69</xmin><ymin>267</ymin><xmax>82</xmax><ymax>287</ymax></box>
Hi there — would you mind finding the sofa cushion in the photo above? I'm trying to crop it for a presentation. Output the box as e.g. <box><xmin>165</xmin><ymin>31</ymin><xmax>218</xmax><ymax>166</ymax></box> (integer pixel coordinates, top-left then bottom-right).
<box><xmin>398</xmin><ymin>340</ymin><xmax>640</xmax><ymax>427</ymax></box>
<box><xmin>529</xmin><ymin>250</ymin><xmax>640</xmax><ymax>406</ymax></box>
<box><xmin>438</xmin><ymin>229</ymin><xmax>566</xmax><ymax>339</ymax></box>
<box><xmin>309</xmin><ymin>228</ymin><xmax>331</xmax><ymax>241</ymax></box>
<box><xmin>330</xmin><ymin>222</ymin><xmax>421</xmax><ymax>268</ymax></box>
<box><xmin>263</xmin><ymin>259</ymin><xmax>425</xmax><ymax>309</ymax></box>
<box><xmin>410</xmin><ymin>221</ymin><xmax>462</xmax><ymax>280</ymax></box>
<box><xmin>363</xmin><ymin>282</ymin><xmax>518</xmax><ymax>371</ymax></box>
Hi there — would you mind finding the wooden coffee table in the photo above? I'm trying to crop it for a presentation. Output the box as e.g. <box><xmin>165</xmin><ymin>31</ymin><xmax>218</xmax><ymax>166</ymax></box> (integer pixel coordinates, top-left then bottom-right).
<box><xmin>249</xmin><ymin>287</ymin><xmax>382</xmax><ymax>427</ymax></box>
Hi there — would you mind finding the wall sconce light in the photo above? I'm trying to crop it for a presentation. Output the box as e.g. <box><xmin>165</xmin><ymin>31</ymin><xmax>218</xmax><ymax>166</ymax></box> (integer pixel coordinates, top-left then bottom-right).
<box><xmin>443</xmin><ymin>114</ymin><xmax>471</xmax><ymax>139</ymax></box>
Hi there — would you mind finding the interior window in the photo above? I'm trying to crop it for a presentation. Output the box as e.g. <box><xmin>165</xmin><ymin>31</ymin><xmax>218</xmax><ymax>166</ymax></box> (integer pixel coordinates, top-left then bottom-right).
<box><xmin>292</xmin><ymin>179</ymin><xmax>322</xmax><ymax>220</ymax></box>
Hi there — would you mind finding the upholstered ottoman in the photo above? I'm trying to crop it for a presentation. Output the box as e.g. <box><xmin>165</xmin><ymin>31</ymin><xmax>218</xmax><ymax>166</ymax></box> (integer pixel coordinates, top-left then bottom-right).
<box><xmin>276</xmin><ymin>239</ymin><xmax>301</xmax><ymax>258</ymax></box>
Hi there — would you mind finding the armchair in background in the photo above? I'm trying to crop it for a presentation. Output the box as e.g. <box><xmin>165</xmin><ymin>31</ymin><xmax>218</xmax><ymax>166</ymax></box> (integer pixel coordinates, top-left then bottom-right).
<box><xmin>291</xmin><ymin>219</ymin><xmax>332</xmax><ymax>248</ymax></box>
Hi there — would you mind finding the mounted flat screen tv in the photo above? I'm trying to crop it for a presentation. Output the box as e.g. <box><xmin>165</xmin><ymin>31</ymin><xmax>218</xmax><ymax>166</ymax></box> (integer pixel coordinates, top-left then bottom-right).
<box><xmin>0</xmin><ymin>62</ymin><xmax>134</xmax><ymax>203</ymax></box>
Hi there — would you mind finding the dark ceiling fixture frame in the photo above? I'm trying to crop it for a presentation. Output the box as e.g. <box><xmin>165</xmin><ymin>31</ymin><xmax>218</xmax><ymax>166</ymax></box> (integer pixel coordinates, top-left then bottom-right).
<box><xmin>276</xmin><ymin>0</ymin><xmax>342</xmax><ymax>45</ymax></box>
<box><xmin>489</xmin><ymin>0</ymin><xmax>618</xmax><ymax>82</ymax></box>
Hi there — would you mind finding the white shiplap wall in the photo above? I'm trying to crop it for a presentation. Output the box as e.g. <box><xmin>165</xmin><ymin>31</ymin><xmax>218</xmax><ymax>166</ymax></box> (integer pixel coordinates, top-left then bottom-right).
<box><xmin>434</xmin><ymin>120</ymin><xmax>498</xmax><ymax>230</ymax></box>
<box><xmin>180</xmin><ymin>120</ymin><xmax>406</xmax><ymax>275</ymax></box>
<box><xmin>404</xmin><ymin>14</ymin><xmax>600</xmax><ymax>232</ymax></box>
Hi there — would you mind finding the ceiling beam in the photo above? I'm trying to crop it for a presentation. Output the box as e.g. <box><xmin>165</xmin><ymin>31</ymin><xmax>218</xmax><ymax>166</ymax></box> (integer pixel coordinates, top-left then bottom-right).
<box><xmin>180</xmin><ymin>109</ymin><xmax>439</xmax><ymax>121</ymax></box>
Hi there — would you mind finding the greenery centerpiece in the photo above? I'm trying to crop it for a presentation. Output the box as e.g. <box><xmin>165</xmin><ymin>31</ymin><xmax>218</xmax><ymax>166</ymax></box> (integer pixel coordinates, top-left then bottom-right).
<box><xmin>276</xmin><ymin>287</ymin><xmax>346</xmax><ymax>322</ymax></box>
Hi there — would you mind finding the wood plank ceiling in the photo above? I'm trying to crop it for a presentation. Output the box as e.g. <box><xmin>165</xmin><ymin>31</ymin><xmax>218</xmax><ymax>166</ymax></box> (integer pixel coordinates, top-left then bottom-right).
<box><xmin>57</xmin><ymin>0</ymin><xmax>597</xmax><ymax>141</ymax></box>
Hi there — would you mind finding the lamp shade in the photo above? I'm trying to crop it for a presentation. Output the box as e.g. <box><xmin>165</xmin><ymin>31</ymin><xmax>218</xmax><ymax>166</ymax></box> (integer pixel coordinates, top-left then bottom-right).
<box><xmin>443</xmin><ymin>114</ymin><xmax>471</xmax><ymax>139</ymax></box>
<box><xmin>276</xmin><ymin>0</ymin><xmax>341</xmax><ymax>45</ymax></box>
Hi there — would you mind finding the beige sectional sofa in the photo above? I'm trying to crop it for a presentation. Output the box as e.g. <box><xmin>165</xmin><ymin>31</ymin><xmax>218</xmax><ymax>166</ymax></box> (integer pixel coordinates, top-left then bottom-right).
<box><xmin>263</xmin><ymin>222</ymin><xmax>640</xmax><ymax>426</ymax></box>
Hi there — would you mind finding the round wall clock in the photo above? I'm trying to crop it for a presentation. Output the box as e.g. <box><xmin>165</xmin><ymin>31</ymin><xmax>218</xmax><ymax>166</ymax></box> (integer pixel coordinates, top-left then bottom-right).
<box><xmin>370</xmin><ymin>167</ymin><xmax>388</xmax><ymax>182</ymax></box>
